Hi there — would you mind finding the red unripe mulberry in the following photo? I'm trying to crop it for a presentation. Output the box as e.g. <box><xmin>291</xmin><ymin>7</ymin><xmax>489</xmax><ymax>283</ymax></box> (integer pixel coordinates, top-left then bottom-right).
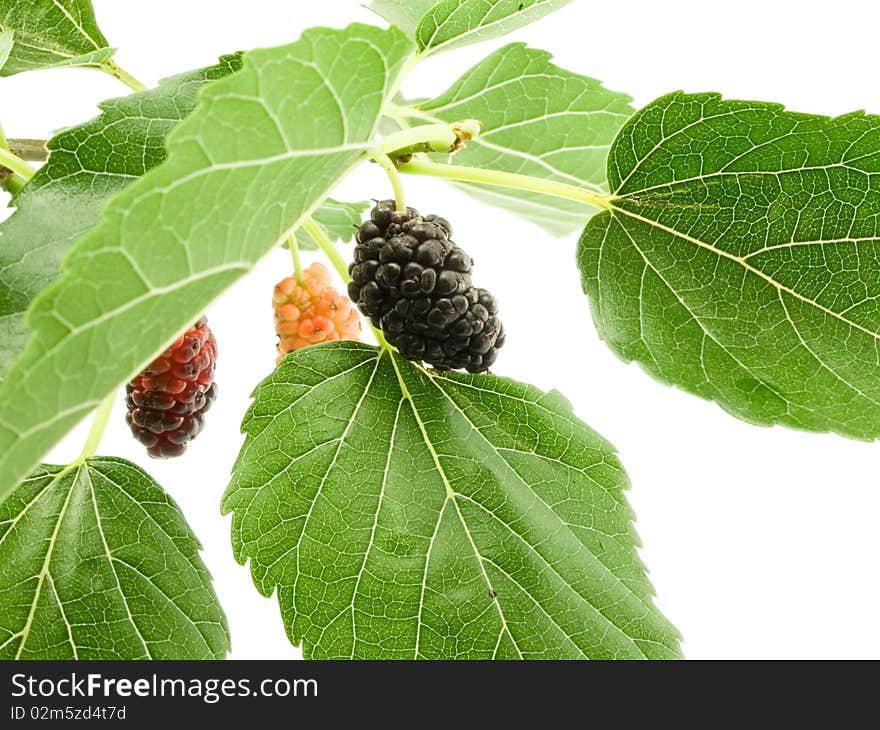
<box><xmin>125</xmin><ymin>317</ymin><xmax>217</xmax><ymax>458</ymax></box>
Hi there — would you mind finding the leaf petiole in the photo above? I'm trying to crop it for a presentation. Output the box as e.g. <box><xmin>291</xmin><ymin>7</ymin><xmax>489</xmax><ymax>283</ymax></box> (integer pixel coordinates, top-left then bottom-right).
<box><xmin>383</xmin><ymin>102</ymin><xmax>437</xmax><ymax>125</ymax></box>
<box><xmin>76</xmin><ymin>393</ymin><xmax>116</xmax><ymax>463</ymax></box>
<box><xmin>99</xmin><ymin>60</ymin><xmax>148</xmax><ymax>92</ymax></box>
<box><xmin>0</xmin><ymin>146</ymin><xmax>36</xmax><ymax>182</ymax></box>
<box><xmin>398</xmin><ymin>158</ymin><xmax>613</xmax><ymax>210</ymax></box>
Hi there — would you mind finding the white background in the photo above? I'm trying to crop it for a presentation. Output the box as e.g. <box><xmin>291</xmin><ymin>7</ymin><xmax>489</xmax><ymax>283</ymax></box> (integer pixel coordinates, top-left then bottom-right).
<box><xmin>3</xmin><ymin>0</ymin><xmax>879</xmax><ymax>659</ymax></box>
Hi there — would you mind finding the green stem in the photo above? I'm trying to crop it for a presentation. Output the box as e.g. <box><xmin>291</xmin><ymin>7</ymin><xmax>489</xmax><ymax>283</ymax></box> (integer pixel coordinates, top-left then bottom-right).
<box><xmin>288</xmin><ymin>232</ymin><xmax>304</xmax><ymax>284</ymax></box>
<box><xmin>0</xmin><ymin>146</ymin><xmax>36</xmax><ymax>182</ymax></box>
<box><xmin>0</xmin><ymin>124</ymin><xmax>17</xmax><ymax>194</ymax></box>
<box><xmin>376</xmin><ymin>119</ymin><xmax>481</xmax><ymax>160</ymax></box>
<box><xmin>377</xmin><ymin>123</ymin><xmax>457</xmax><ymax>157</ymax></box>
<box><xmin>99</xmin><ymin>60</ymin><xmax>148</xmax><ymax>92</ymax></box>
<box><xmin>398</xmin><ymin>158</ymin><xmax>613</xmax><ymax>210</ymax></box>
<box><xmin>373</xmin><ymin>152</ymin><xmax>407</xmax><ymax>211</ymax></box>
<box><xmin>76</xmin><ymin>393</ymin><xmax>116</xmax><ymax>463</ymax></box>
<box><xmin>0</xmin><ymin>169</ymin><xmax>26</xmax><ymax>196</ymax></box>
<box><xmin>302</xmin><ymin>217</ymin><xmax>350</xmax><ymax>283</ymax></box>
<box><xmin>303</xmin><ymin>216</ymin><xmax>394</xmax><ymax>351</ymax></box>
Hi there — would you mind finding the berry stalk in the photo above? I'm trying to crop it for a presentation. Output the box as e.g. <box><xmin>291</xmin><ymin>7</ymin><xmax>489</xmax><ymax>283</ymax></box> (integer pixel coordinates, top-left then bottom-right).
<box><xmin>302</xmin><ymin>216</ymin><xmax>352</xmax><ymax>284</ymax></box>
<box><xmin>77</xmin><ymin>393</ymin><xmax>116</xmax><ymax>462</ymax></box>
<box><xmin>288</xmin><ymin>232</ymin><xmax>305</xmax><ymax>285</ymax></box>
<box><xmin>373</xmin><ymin>152</ymin><xmax>407</xmax><ymax>211</ymax></box>
<box><xmin>273</xmin><ymin>262</ymin><xmax>361</xmax><ymax>361</ymax></box>
<box><xmin>303</xmin><ymin>215</ymin><xmax>394</xmax><ymax>352</ymax></box>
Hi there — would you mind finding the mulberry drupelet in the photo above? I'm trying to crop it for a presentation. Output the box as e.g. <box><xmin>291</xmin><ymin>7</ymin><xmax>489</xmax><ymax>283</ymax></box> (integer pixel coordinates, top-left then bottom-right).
<box><xmin>349</xmin><ymin>200</ymin><xmax>504</xmax><ymax>373</ymax></box>
<box><xmin>125</xmin><ymin>317</ymin><xmax>217</xmax><ymax>458</ymax></box>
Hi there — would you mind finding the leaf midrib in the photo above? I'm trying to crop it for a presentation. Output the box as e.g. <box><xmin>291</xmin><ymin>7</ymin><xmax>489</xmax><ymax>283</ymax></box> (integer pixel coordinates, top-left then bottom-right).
<box><xmin>605</xmin><ymin>214</ymin><xmax>796</xmax><ymax>414</ymax></box>
<box><xmin>609</xmin><ymin>204</ymin><xmax>880</xmax><ymax>345</ymax></box>
<box><xmin>89</xmin><ymin>460</ymin><xmax>205</xmax><ymax>576</ymax></box>
<box><xmin>426</xmin><ymin>370</ymin><xmax>658</xmax><ymax>655</ymax></box>
<box><xmin>83</xmin><ymin>466</ymin><xmax>152</xmax><ymax>659</ymax></box>
<box><xmin>420</xmin><ymin>0</ymin><xmax>558</xmax><ymax>57</ymax></box>
<box><xmin>12</xmin><ymin>463</ymin><xmax>78</xmax><ymax>659</ymax></box>
<box><xmin>602</xmin><ymin>210</ymin><xmax>880</xmax><ymax>429</ymax></box>
<box><xmin>387</xmin><ymin>353</ymin><xmax>524</xmax><ymax>660</ymax></box>
<box><xmin>619</xmin><ymin>164</ymin><xmax>879</xmax><ymax>200</ymax></box>
<box><xmin>404</xmin><ymin>357</ymin><xmax>659</xmax><ymax>657</ymax></box>
<box><xmin>0</xmin><ymin>11</ymin><xmax>103</xmax><ymax>62</ymax></box>
<box><xmin>49</xmin><ymin>0</ymin><xmax>102</xmax><ymax>50</ymax></box>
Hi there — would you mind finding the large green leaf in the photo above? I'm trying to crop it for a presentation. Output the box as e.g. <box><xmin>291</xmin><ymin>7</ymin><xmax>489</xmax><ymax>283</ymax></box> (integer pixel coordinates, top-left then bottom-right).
<box><xmin>0</xmin><ymin>457</ymin><xmax>229</xmax><ymax>659</ymax></box>
<box><xmin>223</xmin><ymin>342</ymin><xmax>680</xmax><ymax>659</ymax></box>
<box><xmin>0</xmin><ymin>30</ymin><xmax>13</xmax><ymax>72</ymax></box>
<box><xmin>0</xmin><ymin>24</ymin><xmax>414</xmax><ymax>499</ymax></box>
<box><xmin>0</xmin><ymin>1</ymin><xmax>115</xmax><ymax>76</ymax></box>
<box><xmin>367</xmin><ymin>0</ymin><xmax>438</xmax><ymax>35</ymax></box>
<box><xmin>415</xmin><ymin>0</ymin><xmax>573</xmax><ymax>56</ymax></box>
<box><xmin>417</xmin><ymin>44</ymin><xmax>634</xmax><ymax>235</ymax></box>
<box><xmin>0</xmin><ymin>55</ymin><xmax>243</xmax><ymax>381</ymax></box>
<box><xmin>579</xmin><ymin>91</ymin><xmax>880</xmax><ymax>439</ymax></box>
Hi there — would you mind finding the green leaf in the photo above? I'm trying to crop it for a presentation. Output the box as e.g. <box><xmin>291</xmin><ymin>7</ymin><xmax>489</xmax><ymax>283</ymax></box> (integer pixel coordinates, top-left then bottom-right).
<box><xmin>0</xmin><ymin>55</ymin><xmax>243</xmax><ymax>382</ymax></box>
<box><xmin>0</xmin><ymin>0</ymin><xmax>115</xmax><ymax>76</ymax></box>
<box><xmin>0</xmin><ymin>30</ymin><xmax>13</xmax><ymax>72</ymax></box>
<box><xmin>0</xmin><ymin>24</ymin><xmax>414</xmax><ymax>499</ymax></box>
<box><xmin>415</xmin><ymin>0</ymin><xmax>573</xmax><ymax>56</ymax></box>
<box><xmin>579</xmin><ymin>91</ymin><xmax>880</xmax><ymax>439</ymax></box>
<box><xmin>367</xmin><ymin>0</ymin><xmax>438</xmax><ymax>35</ymax></box>
<box><xmin>0</xmin><ymin>457</ymin><xmax>229</xmax><ymax>659</ymax></box>
<box><xmin>292</xmin><ymin>198</ymin><xmax>369</xmax><ymax>250</ymax></box>
<box><xmin>417</xmin><ymin>43</ymin><xmax>634</xmax><ymax>235</ymax></box>
<box><xmin>223</xmin><ymin>342</ymin><xmax>681</xmax><ymax>659</ymax></box>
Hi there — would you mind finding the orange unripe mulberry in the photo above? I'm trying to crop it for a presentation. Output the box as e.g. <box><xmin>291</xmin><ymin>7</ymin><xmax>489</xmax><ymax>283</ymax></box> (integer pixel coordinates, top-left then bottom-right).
<box><xmin>273</xmin><ymin>262</ymin><xmax>361</xmax><ymax>362</ymax></box>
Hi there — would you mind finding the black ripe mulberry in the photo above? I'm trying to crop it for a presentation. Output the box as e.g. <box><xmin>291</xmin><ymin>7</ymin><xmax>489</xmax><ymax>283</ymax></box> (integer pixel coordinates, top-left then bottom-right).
<box><xmin>349</xmin><ymin>200</ymin><xmax>504</xmax><ymax>373</ymax></box>
<box><xmin>125</xmin><ymin>317</ymin><xmax>217</xmax><ymax>458</ymax></box>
